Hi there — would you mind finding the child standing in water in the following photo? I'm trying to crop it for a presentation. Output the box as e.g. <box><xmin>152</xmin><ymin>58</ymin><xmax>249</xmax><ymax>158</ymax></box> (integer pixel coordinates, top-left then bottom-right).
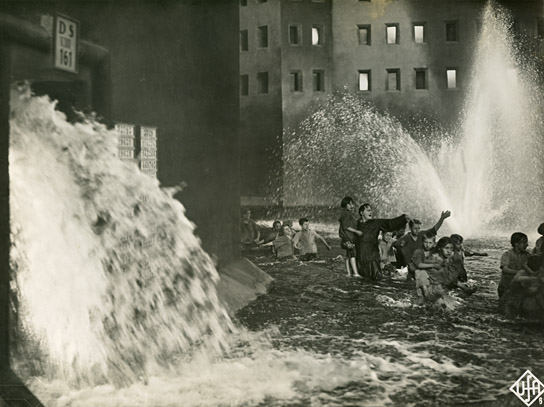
<box><xmin>356</xmin><ymin>203</ymin><xmax>409</xmax><ymax>280</ymax></box>
<box><xmin>339</xmin><ymin>197</ymin><xmax>362</xmax><ymax>277</ymax></box>
<box><xmin>498</xmin><ymin>232</ymin><xmax>530</xmax><ymax>298</ymax></box>
<box><xmin>293</xmin><ymin>218</ymin><xmax>331</xmax><ymax>261</ymax></box>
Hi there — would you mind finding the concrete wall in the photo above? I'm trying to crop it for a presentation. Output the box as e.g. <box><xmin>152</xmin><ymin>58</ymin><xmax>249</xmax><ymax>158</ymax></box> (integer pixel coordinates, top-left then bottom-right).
<box><xmin>1</xmin><ymin>0</ymin><xmax>241</xmax><ymax>265</ymax></box>
<box><xmin>240</xmin><ymin>0</ymin><xmax>283</xmax><ymax>200</ymax></box>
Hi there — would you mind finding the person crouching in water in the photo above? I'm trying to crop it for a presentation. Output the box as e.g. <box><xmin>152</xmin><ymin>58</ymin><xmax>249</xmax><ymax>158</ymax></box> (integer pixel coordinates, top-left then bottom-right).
<box><xmin>498</xmin><ymin>232</ymin><xmax>530</xmax><ymax>298</ymax></box>
<box><xmin>356</xmin><ymin>203</ymin><xmax>409</xmax><ymax>280</ymax></box>
<box><xmin>416</xmin><ymin>237</ymin><xmax>476</xmax><ymax>304</ymax></box>
<box><xmin>293</xmin><ymin>218</ymin><xmax>331</xmax><ymax>261</ymax></box>
<box><xmin>339</xmin><ymin>197</ymin><xmax>362</xmax><ymax>277</ymax></box>
<box><xmin>450</xmin><ymin>233</ymin><xmax>488</xmax><ymax>283</ymax></box>
<box><xmin>499</xmin><ymin>254</ymin><xmax>544</xmax><ymax>319</ymax></box>
<box><xmin>411</xmin><ymin>232</ymin><xmax>441</xmax><ymax>302</ymax></box>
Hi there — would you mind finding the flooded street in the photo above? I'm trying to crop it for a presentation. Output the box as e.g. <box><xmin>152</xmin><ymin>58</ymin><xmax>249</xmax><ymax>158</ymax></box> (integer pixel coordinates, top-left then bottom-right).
<box><xmin>238</xmin><ymin>237</ymin><xmax>544</xmax><ymax>406</ymax></box>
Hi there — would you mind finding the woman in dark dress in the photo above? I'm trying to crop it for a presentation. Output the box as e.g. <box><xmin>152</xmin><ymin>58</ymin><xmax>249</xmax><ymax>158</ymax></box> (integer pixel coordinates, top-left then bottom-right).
<box><xmin>356</xmin><ymin>203</ymin><xmax>410</xmax><ymax>280</ymax></box>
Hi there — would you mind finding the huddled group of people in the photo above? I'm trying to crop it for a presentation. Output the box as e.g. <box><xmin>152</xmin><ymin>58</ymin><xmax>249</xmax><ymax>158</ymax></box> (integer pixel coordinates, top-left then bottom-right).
<box><xmin>241</xmin><ymin>204</ymin><xmax>544</xmax><ymax>316</ymax></box>
<box><xmin>338</xmin><ymin>196</ymin><xmax>482</xmax><ymax>306</ymax></box>
<box><xmin>240</xmin><ymin>209</ymin><xmax>331</xmax><ymax>261</ymax></box>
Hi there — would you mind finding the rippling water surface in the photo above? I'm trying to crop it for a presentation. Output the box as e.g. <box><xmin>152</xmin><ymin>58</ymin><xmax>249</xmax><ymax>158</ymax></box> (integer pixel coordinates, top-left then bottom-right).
<box><xmin>237</xmin><ymin>237</ymin><xmax>544</xmax><ymax>406</ymax></box>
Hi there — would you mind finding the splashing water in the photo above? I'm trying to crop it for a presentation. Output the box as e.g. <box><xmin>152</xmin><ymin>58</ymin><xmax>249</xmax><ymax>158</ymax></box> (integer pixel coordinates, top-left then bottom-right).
<box><xmin>281</xmin><ymin>3</ymin><xmax>543</xmax><ymax>236</ymax></box>
<box><xmin>9</xmin><ymin>86</ymin><xmax>507</xmax><ymax>407</ymax></box>
<box><xmin>9</xmin><ymin>85</ymin><xmax>235</xmax><ymax>386</ymax></box>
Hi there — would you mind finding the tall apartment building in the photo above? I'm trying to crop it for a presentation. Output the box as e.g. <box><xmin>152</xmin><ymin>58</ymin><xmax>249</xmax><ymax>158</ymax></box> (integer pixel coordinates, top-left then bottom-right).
<box><xmin>240</xmin><ymin>0</ymin><xmax>332</xmax><ymax>204</ymax></box>
<box><xmin>241</xmin><ymin>0</ymin><xmax>544</xmax><ymax>205</ymax></box>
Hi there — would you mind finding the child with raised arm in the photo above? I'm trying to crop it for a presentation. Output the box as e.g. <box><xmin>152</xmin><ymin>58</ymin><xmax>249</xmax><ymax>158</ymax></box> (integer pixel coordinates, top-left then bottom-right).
<box><xmin>339</xmin><ymin>197</ymin><xmax>362</xmax><ymax>277</ymax></box>
<box><xmin>394</xmin><ymin>210</ymin><xmax>451</xmax><ymax>280</ymax></box>
<box><xmin>293</xmin><ymin>218</ymin><xmax>331</xmax><ymax>261</ymax></box>
<box><xmin>498</xmin><ymin>232</ymin><xmax>530</xmax><ymax>298</ymax></box>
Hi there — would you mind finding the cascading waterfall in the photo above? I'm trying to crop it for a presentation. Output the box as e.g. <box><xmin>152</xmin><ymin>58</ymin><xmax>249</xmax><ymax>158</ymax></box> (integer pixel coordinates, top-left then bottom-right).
<box><xmin>9</xmin><ymin>84</ymin><xmax>234</xmax><ymax>386</ymax></box>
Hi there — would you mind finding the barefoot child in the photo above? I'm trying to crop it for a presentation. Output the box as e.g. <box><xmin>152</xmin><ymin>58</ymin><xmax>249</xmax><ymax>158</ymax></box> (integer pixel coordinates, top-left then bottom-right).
<box><xmin>293</xmin><ymin>218</ymin><xmax>331</xmax><ymax>261</ymax></box>
<box><xmin>339</xmin><ymin>197</ymin><xmax>362</xmax><ymax>277</ymax></box>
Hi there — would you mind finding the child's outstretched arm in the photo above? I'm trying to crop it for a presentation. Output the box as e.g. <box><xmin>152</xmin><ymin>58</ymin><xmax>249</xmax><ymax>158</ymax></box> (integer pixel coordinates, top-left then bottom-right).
<box><xmin>316</xmin><ymin>232</ymin><xmax>331</xmax><ymax>250</ymax></box>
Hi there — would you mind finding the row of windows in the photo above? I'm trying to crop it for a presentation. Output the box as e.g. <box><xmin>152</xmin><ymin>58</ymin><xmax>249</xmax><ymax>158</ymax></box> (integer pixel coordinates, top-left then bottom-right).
<box><xmin>357</xmin><ymin>20</ymin><xmax>544</xmax><ymax>45</ymax></box>
<box><xmin>357</xmin><ymin>68</ymin><xmax>458</xmax><ymax>91</ymax></box>
<box><xmin>357</xmin><ymin>21</ymin><xmax>460</xmax><ymax>45</ymax></box>
<box><xmin>240</xmin><ymin>70</ymin><xmax>326</xmax><ymax>96</ymax></box>
<box><xmin>240</xmin><ymin>25</ymin><xmax>325</xmax><ymax>51</ymax></box>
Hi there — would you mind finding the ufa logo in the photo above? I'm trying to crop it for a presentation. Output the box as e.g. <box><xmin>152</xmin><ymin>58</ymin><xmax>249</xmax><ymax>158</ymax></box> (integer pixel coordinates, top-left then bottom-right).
<box><xmin>510</xmin><ymin>370</ymin><xmax>544</xmax><ymax>406</ymax></box>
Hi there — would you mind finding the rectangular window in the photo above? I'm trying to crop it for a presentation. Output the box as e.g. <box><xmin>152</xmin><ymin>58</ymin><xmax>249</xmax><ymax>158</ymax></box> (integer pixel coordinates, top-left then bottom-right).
<box><xmin>240</xmin><ymin>0</ymin><xmax>247</xmax><ymax>6</ymax></box>
<box><xmin>258</xmin><ymin>26</ymin><xmax>268</xmax><ymax>48</ymax></box>
<box><xmin>415</xmin><ymin>68</ymin><xmax>428</xmax><ymax>90</ymax></box>
<box><xmin>357</xmin><ymin>25</ymin><xmax>371</xmax><ymax>45</ymax></box>
<box><xmin>386</xmin><ymin>68</ymin><xmax>400</xmax><ymax>91</ymax></box>
<box><xmin>386</xmin><ymin>24</ymin><xmax>399</xmax><ymax>44</ymax></box>
<box><xmin>289</xmin><ymin>25</ymin><xmax>301</xmax><ymax>45</ymax></box>
<box><xmin>313</xmin><ymin>70</ymin><xmax>325</xmax><ymax>92</ymax></box>
<box><xmin>240</xmin><ymin>75</ymin><xmax>249</xmax><ymax>96</ymax></box>
<box><xmin>446</xmin><ymin>69</ymin><xmax>457</xmax><ymax>89</ymax></box>
<box><xmin>240</xmin><ymin>29</ymin><xmax>248</xmax><ymax>51</ymax></box>
<box><xmin>358</xmin><ymin>70</ymin><xmax>371</xmax><ymax>91</ymax></box>
<box><xmin>290</xmin><ymin>71</ymin><xmax>303</xmax><ymax>92</ymax></box>
<box><xmin>257</xmin><ymin>72</ymin><xmax>269</xmax><ymax>94</ymax></box>
<box><xmin>312</xmin><ymin>25</ymin><xmax>323</xmax><ymax>45</ymax></box>
<box><xmin>445</xmin><ymin>21</ymin><xmax>458</xmax><ymax>42</ymax></box>
<box><xmin>537</xmin><ymin>19</ymin><xmax>544</xmax><ymax>39</ymax></box>
<box><xmin>257</xmin><ymin>0</ymin><xmax>267</xmax><ymax>3</ymax></box>
<box><xmin>414</xmin><ymin>23</ymin><xmax>425</xmax><ymax>43</ymax></box>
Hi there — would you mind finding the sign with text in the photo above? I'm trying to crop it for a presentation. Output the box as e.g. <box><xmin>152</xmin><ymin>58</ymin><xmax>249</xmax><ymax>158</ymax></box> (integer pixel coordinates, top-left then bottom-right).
<box><xmin>53</xmin><ymin>14</ymin><xmax>79</xmax><ymax>73</ymax></box>
<box><xmin>115</xmin><ymin>123</ymin><xmax>135</xmax><ymax>161</ymax></box>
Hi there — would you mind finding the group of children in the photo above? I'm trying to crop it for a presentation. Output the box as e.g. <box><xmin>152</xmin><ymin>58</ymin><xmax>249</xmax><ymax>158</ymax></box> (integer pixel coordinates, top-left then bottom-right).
<box><xmin>241</xmin><ymin>209</ymin><xmax>332</xmax><ymax>261</ymax></box>
<box><xmin>338</xmin><ymin>196</ymin><xmax>484</xmax><ymax>306</ymax></box>
<box><xmin>243</xmin><ymin>204</ymin><xmax>544</xmax><ymax>317</ymax></box>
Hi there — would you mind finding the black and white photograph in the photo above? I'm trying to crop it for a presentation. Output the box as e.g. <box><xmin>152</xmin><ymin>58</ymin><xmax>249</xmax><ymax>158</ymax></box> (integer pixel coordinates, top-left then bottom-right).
<box><xmin>1</xmin><ymin>0</ymin><xmax>544</xmax><ymax>406</ymax></box>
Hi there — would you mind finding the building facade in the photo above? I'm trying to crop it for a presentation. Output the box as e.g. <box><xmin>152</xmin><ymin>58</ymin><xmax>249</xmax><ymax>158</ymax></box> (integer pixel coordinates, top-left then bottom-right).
<box><xmin>240</xmin><ymin>0</ymin><xmax>544</xmax><ymax>205</ymax></box>
<box><xmin>240</xmin><ymin>0</ymin><xmax>332</xmax><ymax>204</ymax></box>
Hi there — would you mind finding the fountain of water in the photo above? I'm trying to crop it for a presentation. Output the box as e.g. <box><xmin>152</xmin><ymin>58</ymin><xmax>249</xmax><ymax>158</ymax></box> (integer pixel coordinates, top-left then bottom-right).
<box><xmin>9</xmin><ymin>84</ymin><xmax>235</xmax><ymax>387</ymax></box>
<box><xmin>281</xmin><ymin>2</ymin><xmax>543</xmax><ymax>237</ymax></box>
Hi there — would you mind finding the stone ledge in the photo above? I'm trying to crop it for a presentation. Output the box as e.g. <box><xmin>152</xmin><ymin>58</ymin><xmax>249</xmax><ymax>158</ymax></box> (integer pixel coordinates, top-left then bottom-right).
<box><xmin>216</xmin><ymin>257</ymin><xmax>273</xmax><ymax>314</ymax></box>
